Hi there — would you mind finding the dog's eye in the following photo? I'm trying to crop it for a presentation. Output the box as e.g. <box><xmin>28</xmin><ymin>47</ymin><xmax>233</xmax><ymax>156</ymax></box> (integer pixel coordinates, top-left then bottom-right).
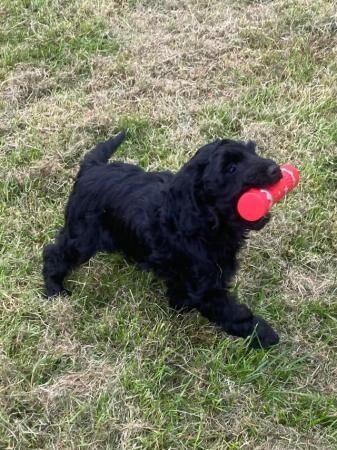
<box><xmin>226</xmin><ymin>164</ymin><xmax>237</xmax><ymax>174</ymax></box>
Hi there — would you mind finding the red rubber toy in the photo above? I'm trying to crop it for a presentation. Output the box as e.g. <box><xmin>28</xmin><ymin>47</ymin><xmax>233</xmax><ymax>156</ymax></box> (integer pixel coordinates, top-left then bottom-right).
<box><xmin>237</xmin><ymin>164</ymin><xmax>300</xmax><ymax>222</ymax></box>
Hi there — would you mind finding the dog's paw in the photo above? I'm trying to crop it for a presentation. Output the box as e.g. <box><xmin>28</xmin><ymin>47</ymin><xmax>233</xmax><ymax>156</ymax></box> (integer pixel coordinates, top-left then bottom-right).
<box><xmin>45</xmin><ymin>286</ymin><xmax>71</xmax><ymax>299</ymax></box>
<box><xmin>249</xmin><ymin>317</ymin><xmax>279</xmax><ymax>349</ymax></box>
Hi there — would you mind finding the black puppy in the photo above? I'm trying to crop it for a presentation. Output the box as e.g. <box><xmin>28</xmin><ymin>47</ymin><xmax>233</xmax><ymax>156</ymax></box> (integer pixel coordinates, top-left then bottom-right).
<box><xmin>43</xmin><ymin>131</ymin><xmax>282</xmax><ymax>348</ymax></box>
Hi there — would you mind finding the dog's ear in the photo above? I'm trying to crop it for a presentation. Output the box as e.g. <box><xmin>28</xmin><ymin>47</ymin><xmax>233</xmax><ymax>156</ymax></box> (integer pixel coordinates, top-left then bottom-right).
<box><xmin>167</xmin><ymin>145</ymin><xmax>216</xmax><ymax>236</ymax></box>
<box><xmin>246</xmin><ymin>140</ymin><xmax>257</xmax><ymax>153</ymax></box>
<box><xmin>190</xmin><ymin>139</ymin><xmax>222</xmax><ymax>162</ymax></box>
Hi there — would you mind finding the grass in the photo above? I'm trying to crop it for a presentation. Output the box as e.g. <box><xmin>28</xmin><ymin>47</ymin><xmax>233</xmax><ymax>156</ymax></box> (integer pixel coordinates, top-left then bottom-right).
<box><xmin>1</xmin><ymin>0</ymin><xmax>337</xmax><ymax>448</ymax></box>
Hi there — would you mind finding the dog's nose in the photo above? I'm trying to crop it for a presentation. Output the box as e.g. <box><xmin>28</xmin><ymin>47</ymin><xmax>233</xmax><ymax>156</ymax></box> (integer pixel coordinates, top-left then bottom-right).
<box><xmin>267</xmin><ymin>164</ymin><xmax>281</xmax><ymax>178</ymax></box>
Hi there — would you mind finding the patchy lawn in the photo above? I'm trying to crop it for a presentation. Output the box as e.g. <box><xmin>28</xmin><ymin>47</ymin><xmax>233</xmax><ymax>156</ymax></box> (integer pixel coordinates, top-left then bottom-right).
<box><xmin>1</xmin><ymin>0</ymin><xmax>337</xmax><ymax>448</ymax></box>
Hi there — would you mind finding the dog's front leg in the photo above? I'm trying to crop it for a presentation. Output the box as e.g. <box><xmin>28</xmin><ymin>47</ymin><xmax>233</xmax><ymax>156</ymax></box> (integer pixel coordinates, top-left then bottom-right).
<box><xmin>197</xmin><ymin>288</ymin><xmax>279</xmax><ymax>348</ymax></box>
<box><xmin>166</xmin><ymin>280</ymin><xmax>278</xmax><ymax>348</ymax></box>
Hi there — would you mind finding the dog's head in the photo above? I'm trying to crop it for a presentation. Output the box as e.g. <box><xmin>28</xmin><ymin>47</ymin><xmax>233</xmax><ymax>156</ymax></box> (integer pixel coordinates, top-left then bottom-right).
<box><xmin>175</xmin><ymin>139</ymin><xmax>282</xmax><ymax>232</ymax></box>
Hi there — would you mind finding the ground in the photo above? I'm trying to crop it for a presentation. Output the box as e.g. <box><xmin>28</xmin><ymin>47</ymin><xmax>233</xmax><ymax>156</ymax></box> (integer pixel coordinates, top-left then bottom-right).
<box><xmin>1</xmin><ymin>0</ymin><xmax>337</xmax><ymax>448</ymax></box>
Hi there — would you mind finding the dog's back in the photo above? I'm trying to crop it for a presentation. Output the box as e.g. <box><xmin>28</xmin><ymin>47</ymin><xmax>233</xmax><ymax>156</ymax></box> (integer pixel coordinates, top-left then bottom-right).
<box><xmin>65</xmin><ymin>133</ymin><xmax>173</xmax><ymax>263</ymax></box>
<box><xmin>69</xmin><ymin>131</ymin><xmax>173</xmax><ymax>223</ymax></box>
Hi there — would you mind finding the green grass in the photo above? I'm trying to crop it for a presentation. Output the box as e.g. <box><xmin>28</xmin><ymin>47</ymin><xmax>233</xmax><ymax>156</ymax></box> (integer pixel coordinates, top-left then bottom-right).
<box><xmin>1</xmin><ymin>0</ymin><xmax>337</xmax><ymax>448</ymax></box>
<box><xmin>1</xmin><ymin>0</ymin><xmax>120</xmax><ymax>77</ymax></box>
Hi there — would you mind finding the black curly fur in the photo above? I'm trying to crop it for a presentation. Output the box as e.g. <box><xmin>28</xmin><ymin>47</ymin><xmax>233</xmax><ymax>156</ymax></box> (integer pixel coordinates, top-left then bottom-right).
<box><xmin>43</xmin><ymin>131</ymin><xmax>283</xmax><ymax>348</ymax></box>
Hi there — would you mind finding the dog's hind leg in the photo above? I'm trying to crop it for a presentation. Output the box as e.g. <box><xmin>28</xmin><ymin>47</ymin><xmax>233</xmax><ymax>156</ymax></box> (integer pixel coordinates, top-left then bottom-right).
<box><xmin>43</xmin><ymin>235</ymin><xmax>74</xmax><ymax>298</ymax></box>
<box><xmin>43</xmin><ymin>232</ymin><xmax>94</xmax><ymax>298</ymax></box>
<box><xmin>43</xmin><ymin>215</ymin><xmax>108</xmax><ymax>298</ymax></box>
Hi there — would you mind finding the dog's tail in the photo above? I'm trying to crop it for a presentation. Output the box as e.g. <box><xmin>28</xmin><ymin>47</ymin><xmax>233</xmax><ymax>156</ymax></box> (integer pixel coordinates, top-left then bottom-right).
<box><xmin>81</xmin><ymin>130</ymin><xmax>127</xmax><ymax>169</ymax></box>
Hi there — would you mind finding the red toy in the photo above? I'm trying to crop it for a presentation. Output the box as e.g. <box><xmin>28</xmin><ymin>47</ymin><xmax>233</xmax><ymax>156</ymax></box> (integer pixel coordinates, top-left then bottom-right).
<box><xmin>237</xmin><ymin>165</ymin><xmax>300</xmax><ymax>222</ymax></box>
